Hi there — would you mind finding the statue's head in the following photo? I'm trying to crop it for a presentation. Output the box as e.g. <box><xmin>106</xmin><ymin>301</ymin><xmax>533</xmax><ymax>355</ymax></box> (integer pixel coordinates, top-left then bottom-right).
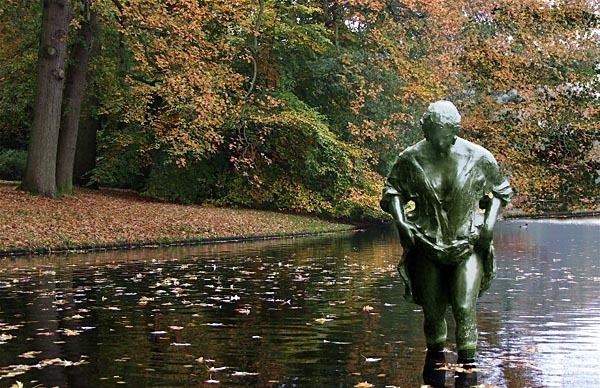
<box><xmin>420</xmin><ymin>100</ymin><xmax>461</xmax><ymax>154</ymax></box>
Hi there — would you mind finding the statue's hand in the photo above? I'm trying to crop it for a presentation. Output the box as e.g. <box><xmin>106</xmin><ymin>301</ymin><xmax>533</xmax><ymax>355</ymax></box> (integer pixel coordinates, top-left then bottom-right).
<box><xmin>416</xmin><ymin>237</ymin><xmax>472</xmax><ymax>265</ymax></box>
<box><xmin>442</xmin><ymin>239</ymin><xmax>473</xmax><ymax>264</ymax></box>
<box><xmin>475</xmin><ymin>226</ymin><xmax>494</xmax><ymax>253</ymax></box>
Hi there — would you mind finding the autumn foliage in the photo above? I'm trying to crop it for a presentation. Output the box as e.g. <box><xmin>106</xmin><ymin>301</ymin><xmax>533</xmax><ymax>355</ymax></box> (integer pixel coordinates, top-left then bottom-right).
<box><xmin>0</xmin><ymin>0</ymin><xmax>598</xmax><ymax>217</ymax></box>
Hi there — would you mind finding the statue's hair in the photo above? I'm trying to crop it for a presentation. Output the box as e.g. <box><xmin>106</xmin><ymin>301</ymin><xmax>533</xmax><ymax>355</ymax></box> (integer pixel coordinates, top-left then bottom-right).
<box><xmin>420</xmin><ymin>100</ymin><xmax>461</xmax><ymax>129</ymax></box>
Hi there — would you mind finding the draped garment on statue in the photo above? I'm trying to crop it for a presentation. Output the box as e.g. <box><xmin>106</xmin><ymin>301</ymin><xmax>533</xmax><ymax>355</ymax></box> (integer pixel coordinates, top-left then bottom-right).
<box><xmin>381</xmin><ymin>138</ymin><xmax>513</xmax><ymax>304</ymax></box>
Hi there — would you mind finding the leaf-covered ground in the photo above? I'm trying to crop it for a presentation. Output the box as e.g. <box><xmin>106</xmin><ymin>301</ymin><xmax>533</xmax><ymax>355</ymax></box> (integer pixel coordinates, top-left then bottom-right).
<box><xmin>0</xmin><ymin>182</ymin><xmax>354</xmax><ymax>255</ymax></box>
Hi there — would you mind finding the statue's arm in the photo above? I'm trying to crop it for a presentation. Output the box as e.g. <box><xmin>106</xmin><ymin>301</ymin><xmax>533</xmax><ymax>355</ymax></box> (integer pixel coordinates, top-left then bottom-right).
<box><xmin>475</xmin><ymin>151</ymin><xmax>513</xmax><ymax>244</ymax></box>
<box><xmin>478</xmin><ymin>196</ymin><xmax>502</xmax><ymax>248</ymax></box>
<box><xmin>389</xmin><ymin>195</ymin><xmax>415</xmax><ymax>248</ymax></box>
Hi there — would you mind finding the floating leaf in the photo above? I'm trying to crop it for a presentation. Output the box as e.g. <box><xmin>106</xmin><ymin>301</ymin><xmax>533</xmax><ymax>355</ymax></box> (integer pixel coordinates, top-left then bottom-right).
<box><xmin>0</xmin><ymin>334</ymin><xmax>14</xmax><ymax>341</ymax></box>
<box><xmin>314</xmin><ymin>315</ymin><xmax>334</xmax><ymax>324</ymax></box>
<box><xmin>232</xmin><ymin>371</ymin><xmax>259</xmax><ymax>376</ymax></box>
<box><xmin>208</xmin><ymin>366</ymin><xmax>229</xmax><ymax>372</ymax></box>
<box><xmin>138</xmin><ymin>296</ymin><xmax>154</xmax><ymax>305</ymax></box>
<box><xmin>18</xmin><ymin>351</ymin><xmax>42</xmax><ymax>359</ymax></box>
<box><xmin>362</xmin><ymin>355</ymin><xmax>382</xmax><ymax>363</ymax></box>
<box><xmin>323</xmin><ymin>340</ymin><xmax>351</xmax><ymax>345</ymax></box>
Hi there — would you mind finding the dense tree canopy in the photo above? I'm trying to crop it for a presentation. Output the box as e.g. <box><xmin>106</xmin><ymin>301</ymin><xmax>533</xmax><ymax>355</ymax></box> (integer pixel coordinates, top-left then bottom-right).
<box><xmin>0</xmin><ymin>0</ymin><xmax>598</xmax><ymax>217</ymax></box>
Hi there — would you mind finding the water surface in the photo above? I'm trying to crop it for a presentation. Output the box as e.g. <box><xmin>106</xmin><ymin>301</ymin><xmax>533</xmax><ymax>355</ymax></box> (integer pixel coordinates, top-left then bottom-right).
<box><xmin>0</xmin><ymin>219</ymin><xmax>598</xmax><ymax>387</ymax></box>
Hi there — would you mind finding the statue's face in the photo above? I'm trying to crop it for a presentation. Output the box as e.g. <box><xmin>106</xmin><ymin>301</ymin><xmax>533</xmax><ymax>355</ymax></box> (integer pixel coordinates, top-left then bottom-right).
<box><xmin>424</xmin><ymin>122</ymin><xmax>456</xmax><ymax>154</ymax></box>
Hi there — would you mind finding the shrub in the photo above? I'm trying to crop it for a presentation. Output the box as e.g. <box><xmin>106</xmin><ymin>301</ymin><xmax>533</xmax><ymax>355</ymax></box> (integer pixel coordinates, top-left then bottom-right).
<box><xmin>0</xmin><ymin>149</ymin><xmax>27</xmax><ymax>181</ymax></box>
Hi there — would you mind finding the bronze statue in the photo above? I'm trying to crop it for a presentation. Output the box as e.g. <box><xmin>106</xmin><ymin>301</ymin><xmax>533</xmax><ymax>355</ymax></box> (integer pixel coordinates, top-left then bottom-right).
<box><xmin>381</xmin><ymin>100</ymin><xmax>512</xmax><ymax>364</ymax></box>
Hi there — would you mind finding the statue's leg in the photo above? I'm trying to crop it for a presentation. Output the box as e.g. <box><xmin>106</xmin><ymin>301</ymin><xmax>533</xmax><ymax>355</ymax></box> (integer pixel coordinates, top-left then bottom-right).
<box><xmin>406</xmin><ymin>257</ymin><xmax>448</xmax><ymax>351</ymax></box>
<box><xmin>449</xmin><ymin>252</ymin><xmax>483</xmax><ymax>361</ymax></box>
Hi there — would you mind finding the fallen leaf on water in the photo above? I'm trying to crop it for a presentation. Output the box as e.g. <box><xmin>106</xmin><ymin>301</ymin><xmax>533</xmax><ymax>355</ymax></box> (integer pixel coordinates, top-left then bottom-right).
<box><xmin>323</xmin><ymin>340</ymin><xmax>351</xmax><ymax>345</ymax></box>
<box><xmin>435</xmin><ymin>363</ymin><xmax>480</xmax><ymax>373</ymax></box>
<box><xmin>314</xmin><ymin>317</ymin><xmax>333</xmax><ymax>324</ymax></box>
<box><xmin>231</xmin><ymin>371</ymin><xmax>259</xmax><ymax>376</ymax></box>
<box><xmin>62</xmin><ymin>329</ymin><xmax>82</xmax><ymax>336</ymax></box>
<box><xmin>361</xmin><ymin>355</ymin><xmax>382</xmax><ymax>363</ymax></box>
<box><xmin>39</xmin><ymin>357</ymin><xmax>89</xmax><ymax>368</ymax></box>
<box><xmin>208</xmin><ymin>366</ymin><xmax>229</xmax><ymax>372</ymax></box>
<box><xmin>138</xmin><ymin>296</ymin><xmax>154</xmax><ymax>305</ymax></box>
<box><xmin>0</xmin><ymin>324</ymin><xmax>22</xmax><ymax>331</ymax></box>
<box><xmin>362</xmin><ymin>305</ymin><xmax>374</xmax><ymax>312</ymax></box>
<box><xmin>18</xmin><ymin>351</ymin><xmax>42</xmax><ymax>359</ymax></box>
<box><xmin>355</xmin><ymin>382</ymin><xmax>374</xmax><ymax>388</ymax></box>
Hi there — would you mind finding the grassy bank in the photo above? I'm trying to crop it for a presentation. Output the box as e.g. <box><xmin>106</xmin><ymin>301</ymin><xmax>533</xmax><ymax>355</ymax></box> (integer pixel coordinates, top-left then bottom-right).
<box><xmin>0</xmin><ymin>182</ymin><xmax>356</xmax><ymax>256</ymax></box>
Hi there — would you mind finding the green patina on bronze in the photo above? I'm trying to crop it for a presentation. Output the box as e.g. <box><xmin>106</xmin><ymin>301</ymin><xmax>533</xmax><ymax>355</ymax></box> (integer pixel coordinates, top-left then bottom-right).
<box><xmin>381</xmin><ymin>100</ymin><xmax>513</xmax><ymax>362</ymax></box>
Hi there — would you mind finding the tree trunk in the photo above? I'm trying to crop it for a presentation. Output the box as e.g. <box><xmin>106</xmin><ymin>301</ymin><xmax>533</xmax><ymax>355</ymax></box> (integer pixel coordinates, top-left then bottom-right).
<box><xmin>20</xmin><ymin>0</ymin><xmax>72</xmax><ymax>197</ymax></box>
<box><xmin>56</xmin><ymin>4</ymin><xmax>97</xmax><ymax>194</ymax></box>
<box><xmin>73</xmin><ymin>91</ymin><xmax>99</xmax><ymax>188</ymax></box>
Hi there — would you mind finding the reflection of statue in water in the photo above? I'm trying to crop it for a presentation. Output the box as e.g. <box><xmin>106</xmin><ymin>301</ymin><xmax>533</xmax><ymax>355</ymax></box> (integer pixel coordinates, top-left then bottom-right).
<box><xmin>422</xmin><ymin>350</ymin><xmax>478</xmax><ymax>388</ymax></box>
<box><xmin>381</xmin><ymin>101</ymin><xmax>512</xmax><ymax>365</ymax></box>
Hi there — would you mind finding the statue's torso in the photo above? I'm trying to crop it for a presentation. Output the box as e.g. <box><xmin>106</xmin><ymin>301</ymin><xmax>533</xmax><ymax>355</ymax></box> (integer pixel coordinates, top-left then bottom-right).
<box><xmin>414</xmin><ymin>145</ymin><xmax>459</xmax><ymax>210</ymax></box>
<box><xmin>402</xmin><ymin>139</ymin><xmax>488</xmax><ymax>243</ymax></box>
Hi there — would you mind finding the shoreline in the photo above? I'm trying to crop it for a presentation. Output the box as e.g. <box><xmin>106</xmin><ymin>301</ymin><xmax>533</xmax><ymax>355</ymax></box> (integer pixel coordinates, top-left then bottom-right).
<box><xmin>0</xmin><ymin>228</ymin><xmax>359</xmax><ymax>258</ymax></box>
<box><xmin>504</xmin><ymin>210</ymin><xmax>600</xmax><ymax>219</ymax></box>
<box><xmin>2</xmin><ymin>181</ymin><xmax>597</xmax><ymax>258</ymax></box>
<box><xmin>6</xmin><ymin>210</ymin><xmax>599</xmax><ymax>258</ymax></box>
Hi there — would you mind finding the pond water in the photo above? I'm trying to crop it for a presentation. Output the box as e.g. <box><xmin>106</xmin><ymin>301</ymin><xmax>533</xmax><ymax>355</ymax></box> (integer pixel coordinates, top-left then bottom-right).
<box><xmin>0</xmin><ymin>218</ymin><xmax>599</xmax><ymax>387</ymax></box>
